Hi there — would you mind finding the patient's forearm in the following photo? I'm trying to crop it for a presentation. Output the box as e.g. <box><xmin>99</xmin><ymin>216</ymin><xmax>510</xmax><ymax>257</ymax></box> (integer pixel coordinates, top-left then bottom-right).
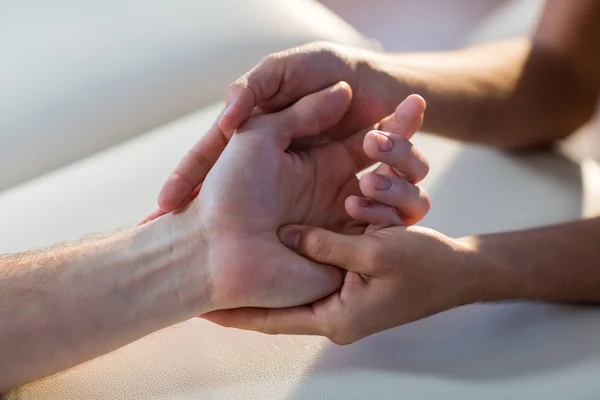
<box><xmin>0</xmin><ymin>214</ymin><xmax>207</xmax><ymax>391</ymax></box>
<box><xmin>464</xmin><ymin>217</ymin><xmax>600</xmax><ymax>303</ymax></box>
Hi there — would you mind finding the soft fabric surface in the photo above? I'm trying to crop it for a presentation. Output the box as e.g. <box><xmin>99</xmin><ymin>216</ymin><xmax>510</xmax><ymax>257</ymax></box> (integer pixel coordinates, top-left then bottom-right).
<box><xmin>0</xmin><ymin>0</ymin><xmax>374</xmax><ymax>192</ymax></box>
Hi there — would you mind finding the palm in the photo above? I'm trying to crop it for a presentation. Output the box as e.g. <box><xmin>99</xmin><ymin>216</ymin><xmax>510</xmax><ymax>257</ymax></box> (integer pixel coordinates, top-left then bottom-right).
<box><xmin>195</xmin><ymin>84</ymin><xmax>370</xmax><ymax>310</ymax></box>
<box><xmin>296</xmin><ymin>141</ymin><xmax>366</xmax><ymax>234</ymax></box>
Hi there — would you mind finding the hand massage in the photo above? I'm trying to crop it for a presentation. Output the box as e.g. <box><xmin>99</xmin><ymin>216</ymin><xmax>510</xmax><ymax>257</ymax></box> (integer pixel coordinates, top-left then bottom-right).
<box><xmin>1</xmin><ymin>0</ymin><xmax>599</xmax><ymax>393</ymax></box>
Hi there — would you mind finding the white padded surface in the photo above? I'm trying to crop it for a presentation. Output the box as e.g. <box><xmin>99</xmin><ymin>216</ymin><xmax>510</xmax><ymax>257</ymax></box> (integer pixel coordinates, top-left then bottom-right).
<box><xmin>3</xmin><ymin>104</ymin><xmax>600</xmax><ymax>399</ymax></box>
<box><xmin>0</xmin><ymin>0</ymin><xmax>373</xmax><ymax>192</ymax></box>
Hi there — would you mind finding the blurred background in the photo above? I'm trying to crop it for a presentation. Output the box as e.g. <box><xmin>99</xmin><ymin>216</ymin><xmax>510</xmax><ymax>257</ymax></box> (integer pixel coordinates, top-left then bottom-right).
<box><xmin>322</xmin><ymin>0</ymin><xmax>508</xmax><ymax>51</ymax></box>
<box><xmin>0</xmin><ymin>0</ymin><xmax>548</xmax><ymax>251</ymax></box>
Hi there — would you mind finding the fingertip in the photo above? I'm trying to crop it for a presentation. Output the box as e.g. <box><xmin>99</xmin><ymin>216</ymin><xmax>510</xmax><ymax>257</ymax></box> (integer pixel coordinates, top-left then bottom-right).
<box><xmin>405</xmin><ymin>94</ymin><xmax>426</xmax><ymax>113</ymax></box>
<box><xmin>157</xmin><ymin>175</ymin><xmax>191</xmax><ymax>212</ymax></box>
<box><xmin>363</xmin><ymin>130</ymin><xmax>392</xmax><ymax>161</ymax></box>
<box><xmin>332</xmin><ymin>80</ymin><xmax>352</xmax><ymax>100</ymax></box>
<box><xmin>219</xmin><ymin>83</ymin><xmax>255</xmax><ymax>131</ymax></box>
<box><xmin>344</xmin><ymin>195</ymin><xmax>364</xmax><ymax>220</ymax></box>
<box><xmin>277</xmin><ymin>226</ymin><xmax>301</xmax><ymax>249</ymax></box>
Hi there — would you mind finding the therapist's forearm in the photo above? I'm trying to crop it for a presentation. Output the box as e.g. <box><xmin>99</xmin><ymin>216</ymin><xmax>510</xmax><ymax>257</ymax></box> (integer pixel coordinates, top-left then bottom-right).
<box><xmin>0</xmin><ymin>213</ymin><xmax>209</xmax><ymax>391</ymax></box>
<box><xmin>375</xmin><ymin>38</ymin><xmax>597</xmax><ymax>149</ymax></box>
<box><xmin>463</xmin><ymin>217</ymin><xmax>600</xmax><ymax>303</ymax></box>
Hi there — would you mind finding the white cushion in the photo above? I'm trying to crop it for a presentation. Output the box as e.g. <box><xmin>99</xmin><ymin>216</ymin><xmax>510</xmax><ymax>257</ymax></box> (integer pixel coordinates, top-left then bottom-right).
<box><xmin>3</xmin><ymin>103</ymin><xmax>600</xmax><ymax>399</ymax></box>
<box><xmin>0</xmin><ymin>0</ymin><xmax>374</xmax><ymax>192</ymax></box>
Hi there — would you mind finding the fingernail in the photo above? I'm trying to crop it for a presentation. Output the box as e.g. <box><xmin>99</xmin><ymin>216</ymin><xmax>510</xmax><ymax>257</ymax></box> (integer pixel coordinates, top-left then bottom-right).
<box><xmin>279</xmin><ymin>227</ymin><xmax>301</xmax><ymax>249</ymax></box>
<box><xmin>358</xmin><ymin>198</ymin><xmax>373</xmax><ymax>207</ymax></box>
<box><xmin>375</xmin><ymin>132</ymin><xmax>393</xmax><ymax>152</ymax></box>
<box><xmin>221</xmin><ymin>102</ymin><xmax>234</xmax><ymax>121</ymax></box>
<box><xmin>373</xmin><ymin>174</ymin><xmax>391</xmax><ymax>190</ymax></box>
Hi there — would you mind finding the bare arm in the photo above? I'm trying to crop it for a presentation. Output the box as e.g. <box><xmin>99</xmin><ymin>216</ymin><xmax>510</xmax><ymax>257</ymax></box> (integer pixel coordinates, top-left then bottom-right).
<box><xmin>0</xmin><ymin>213</ymin><xmax>208</xmax><ymax>391</ymax></box>
<box><xmin>0</xmin><ymin>86</ymin><xmax>350</xmax><ymax>390</ymax></box>
<box><xmin>376</xmin><ymin>0</ymin><xmax>600</xmax><ymax>148</ymax></box>
<box><xmin>466</xmin><ymin>217</ymin><xmax>600</xmax><ymax>303</ymax></box>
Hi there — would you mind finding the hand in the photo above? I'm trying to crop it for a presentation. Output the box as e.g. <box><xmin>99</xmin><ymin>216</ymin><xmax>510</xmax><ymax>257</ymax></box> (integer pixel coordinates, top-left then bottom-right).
<box><xmin>203</xmin><ymin>225</ymin><xmax>478</xmax><ymax>344</ymax></box>
<box><xmin>157</xmin><ymin>42</ymin><xmax>406</xmax><ymax>212</ymax></box>
<box><xmin>185</xmin><ymin>82</ymin><xmax>364</xmax><ymax>311</ymax></box>
<box><xmin>187</xmin><ymin>87</ymin><xmax>431</xmax><ymax>312</ymax></box>
<box><xmin>201</xmin><ymin>98</ymin><xmax>442</xmax><ymax>340</ymax></box>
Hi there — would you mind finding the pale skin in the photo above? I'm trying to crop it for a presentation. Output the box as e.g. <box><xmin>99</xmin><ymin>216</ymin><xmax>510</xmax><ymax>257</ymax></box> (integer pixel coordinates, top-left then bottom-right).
<box><xmin>0</xmin><ymin>86</ymin><xmax>429</xmax><ymax>390</ymax></box>
<box><xmin>158</xmin><ymin>0</ymin><xmax>600</xmax><ymax>341</ymax></box>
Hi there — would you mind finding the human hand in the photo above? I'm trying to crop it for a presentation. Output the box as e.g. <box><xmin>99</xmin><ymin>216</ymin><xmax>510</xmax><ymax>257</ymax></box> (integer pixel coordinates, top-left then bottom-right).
<box><xmin>183</xmin><ymin>84</ymin><xmax>433</xmax><ymax>312</ymax></box>
<box><xmin>186</xmin><ymin>82</ymin><xmax>356</xmax><ymax>310</ymax></box>
<box><xmin>157</xmin><ymin>42</ymin><xmax>406</xmax><ymax>212</ymax></box>
<box><xmin>193</xmin><ymin>91</ymin><xmax>432</xmax><ymax>309</ymax></box>
<box><xmin>203</xmin><ymin>224</ymin><xmax>478</xmax><ymax>344</ymax></box>
<box><xmin>200</xmin><ymin>96</ymin><xmax>443</xmax><ymax>338</ymax></box>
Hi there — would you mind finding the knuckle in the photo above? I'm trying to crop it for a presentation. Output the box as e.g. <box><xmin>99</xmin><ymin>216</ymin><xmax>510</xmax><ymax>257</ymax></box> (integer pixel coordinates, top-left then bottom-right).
<box><xmin>410</xmin><ymin>150</ymin><xmax>430</xmax><ymax>183</ymax></box>
<box><xmin>361</xmin><ymin>240</ymin><xmax>387</xmax><ymax>269</ymax></box>
<box><xmin>245</xmin><ymin>75</ymin><xmax>263</xmax><ymax>104</ymax></box>
<box><xmin>329</xmin><ymin>334</ymin><xmax>356</xmax><ymax>346</ymax></box>
<box><xmin>186</xmin><ymin>148</ymin><xmax>212</xmax><ymax>176</ymax></box>
<box><xmin>393</xmin><ymin>137</ymin><xmax>413</xmax><ymax>159</ymax></box>
<box><xmin>418</xmin><ymin>187</ymin><xmax>432</xmax><ymax>214</ymax></box>
<box><xmin>306</xmin><ymin>233</ymin><xmax>333</xmax><ymax>263</ymax></box>
<box><xmin>261</xmin><ymin>52</ymin><xmax>280</xmax><ymax>67</ymax></box>
<box><xmin>326</xmin><ymin>323</ymin><xmax>358</xmax><ymax>346</ymax></box>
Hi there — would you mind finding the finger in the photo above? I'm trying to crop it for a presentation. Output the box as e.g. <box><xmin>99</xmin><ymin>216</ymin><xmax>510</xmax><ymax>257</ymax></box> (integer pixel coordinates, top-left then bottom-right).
<box><xmin>219</xmin><ymin>43</ymin><xmax>359</xmax><ymax>133</ymax></box>
<box><xmin>202</xmin><ymin>306</ymin><xmax>326</xmax><ymax>337</ymax></box>
<box><xmin>219</xmin><ymin>54</ymin><xmax>286</xmax><ymax>131</ymax></box>
<box><xmin>157</xmin><ymin>117</ymin><xmax>228</xmax><ymax>212</ymax></box>
<box><xmin>363</xmin><ymin>130</ymin><xmax>429</xmax><ymax>183</ymax></box>
<box><xmin>340</xmin><ymin>128</ymin><xmax>377</xmax><ymax>172</ymax></box>
<box><xmin>271</xmin><ymin>81</ymin><xmax>353</xmax><ymax>148</ymax></box>
<box><xmin>277</xmin><ymin>225</ymin><xmax>370</xmax><ymax>274</ymax></box>
<box><xmin>378</xmin><ymin>94</ymin><xmax>426</xmax><ymax>140</ymax></box>
<box><xmin>344</xmin><ymin>196</ymin><xmax>404</xmax><ymax>227</ymax></box>
<box><xmin>139</xmin><ymin>209</ymin><xmax>167</xmax><ymax>225</ymax></box>
<box><xmin>359</xmin><ymin>171</ymin><xmax>431</xmax><ymax>225</ymax></box>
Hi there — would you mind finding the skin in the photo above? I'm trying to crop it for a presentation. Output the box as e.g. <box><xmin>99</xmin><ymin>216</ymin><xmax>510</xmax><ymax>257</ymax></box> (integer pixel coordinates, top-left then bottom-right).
<box><xmin>204</xmin><ymin>218</ymin><xmax>600</xmax><ymax>345</ymax></box>
<box><xmin>0</xmin><ymin>82</ymin><xmax>429</xmax><ymax>392</ymax></box>
<box><xmin>0</xmin><ymin>87</ymin><xmax>430</xmax><ymax>390</ymax></box>
<box><xmin>160</xmin><ymin>0</ymin><xmax>600</xmax><ymax>342</ymax></box>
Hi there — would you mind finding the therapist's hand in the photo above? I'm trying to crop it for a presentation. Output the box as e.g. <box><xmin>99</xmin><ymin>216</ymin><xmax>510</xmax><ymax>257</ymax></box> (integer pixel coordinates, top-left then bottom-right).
<box><xmin>203</xmin><ymin>225</ymin><xmax>479</xmax><ymax>344</ymax></box>
<box><xmin>158</xmin><ymin>42</ymin><xmax>405</xmax><ymax>212</ymax></box>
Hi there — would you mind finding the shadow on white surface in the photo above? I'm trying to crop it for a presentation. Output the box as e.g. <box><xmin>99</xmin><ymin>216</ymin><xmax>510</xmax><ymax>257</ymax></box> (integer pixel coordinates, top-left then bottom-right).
<box><xmin>289</xmin><ymin>302</ymin><xmax>600</xmax><ymax>383</ymax></box>
<box><xmin>286</xmin><ymin>144</ymin><xmax>599</xmax><ymax>398</ymax></box>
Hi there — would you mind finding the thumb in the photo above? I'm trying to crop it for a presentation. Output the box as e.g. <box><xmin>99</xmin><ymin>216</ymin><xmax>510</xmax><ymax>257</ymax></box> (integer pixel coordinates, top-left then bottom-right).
<box><xmin>378</xmin><ymin>94</ymin><xmax>426</xmax><ymax>140</ymax></box>
<box><xmin>278</xmin><ymin>225</ymin><xmax>366</xmax><ymax>273</ymax></box>
<box><xmin>219</xmin><ymin>54</ymin><xmax>286</xmax><ymax>132</ymax></box>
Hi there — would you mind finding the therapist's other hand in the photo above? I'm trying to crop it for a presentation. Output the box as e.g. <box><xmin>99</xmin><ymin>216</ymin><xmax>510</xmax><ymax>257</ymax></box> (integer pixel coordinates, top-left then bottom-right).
<box><xmin>158</xmin><ymin>42</ymin><xmax>403</xmax><ymax>212</ymax></box>
<box><xmin>345</xmin><ymin>95</ymin><xmax>430</xmax><ymax>229</ymax></box>
<box><xmin>204</xmin><ymin>225</ymin><xmax>477</xmax><ymax>344</ymax></box>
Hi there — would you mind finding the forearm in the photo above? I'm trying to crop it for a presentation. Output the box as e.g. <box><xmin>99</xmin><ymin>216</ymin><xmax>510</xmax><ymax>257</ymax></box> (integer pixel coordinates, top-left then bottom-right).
<box><xmin>0</xmin><ymin>213</ymin><xmax>208</xmax><ymax>391</ymax></box>
<box><xmin>463</xmin><ymin>217</ymin><xmax>600</xmax><ymax>303</ymax></box>
<box><xmin>373</xmin><ymin>38</ymin><xmax>597</xmax><ymax>149</ymax></box>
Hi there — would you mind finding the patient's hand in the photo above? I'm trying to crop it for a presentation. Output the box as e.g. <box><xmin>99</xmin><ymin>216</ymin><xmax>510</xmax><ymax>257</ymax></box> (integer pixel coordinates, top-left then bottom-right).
<box><xmin>195</xmin><ymin>82</ymin><xmax>361</xmax><ymax>309</ymax></box>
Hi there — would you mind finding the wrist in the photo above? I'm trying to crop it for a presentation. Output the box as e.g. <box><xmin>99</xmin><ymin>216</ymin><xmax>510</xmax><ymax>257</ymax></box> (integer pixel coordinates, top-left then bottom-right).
<box><xmin>151</xmin><ymin>208</ymin><xmax>214</xmax><ymax>317</ymax></box>
<box><xmin>456</xmin><ymin>235</ymin><xmax>525</xmax><ymax>304</ymax></box>
<box><xmin>356</xmin><ymin>50</ymin><xmax>411</xmax><ymax>117</ymax></box>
